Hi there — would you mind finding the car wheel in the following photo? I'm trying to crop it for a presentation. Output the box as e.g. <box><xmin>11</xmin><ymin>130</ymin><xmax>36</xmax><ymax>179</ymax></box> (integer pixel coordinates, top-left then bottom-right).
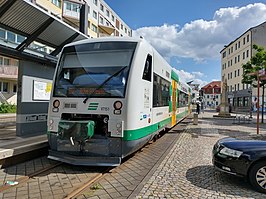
<box><xmin>249</xmin><ymin>161</ymin><xmax>266</xmax><ymax>193</ymax></box>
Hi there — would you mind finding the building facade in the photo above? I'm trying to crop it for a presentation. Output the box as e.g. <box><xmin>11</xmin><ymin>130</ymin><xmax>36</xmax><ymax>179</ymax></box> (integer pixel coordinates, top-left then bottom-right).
<box><xmin>31</xmin><ymin>0</ymin><xmax>132</xmax><ymax>38</ymax></box>
<box><xmin>201</xmin><ymin>81</ymin><xmax>221</xmax><ymax>108</ymax></box>
<box><xmin>0</xmin><ymin>0</ymin><xmax>132</xmax><ymax>105</ymax></box>
<box><xmin>220</xmin><ymin>21</ymin><xmax>266</xmax><ymax>112</ymax></box>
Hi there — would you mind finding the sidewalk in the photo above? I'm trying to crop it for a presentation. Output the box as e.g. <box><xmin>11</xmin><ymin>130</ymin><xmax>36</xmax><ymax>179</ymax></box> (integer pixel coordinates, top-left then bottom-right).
<box><xmin>133</xmin><ymin>109</ymin><xmax>266</xmax><ymax>198</ymax></box>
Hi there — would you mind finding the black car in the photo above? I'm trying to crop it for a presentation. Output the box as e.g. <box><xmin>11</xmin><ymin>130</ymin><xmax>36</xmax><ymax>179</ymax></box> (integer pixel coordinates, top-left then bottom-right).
<box><xmin>213</xmin><ymin>137</ymin><xmax>266</xmax><ymax>193</ymax></box>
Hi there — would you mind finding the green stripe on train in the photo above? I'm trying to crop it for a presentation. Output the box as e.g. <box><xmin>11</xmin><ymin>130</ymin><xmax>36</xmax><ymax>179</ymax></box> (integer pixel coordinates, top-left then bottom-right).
<box><xmin>176</xmin><ymin>110</ymin><xmax>188</xmax><ymax>119</ymax></box>
<box><xmin>123</xmin><ymin>117</ymin><xmax>171</xmax><ymax>141</ymax></box>
<box><xmin>88</xmin><ymin>102</ymin><xmax>99</xmax><ymax>110</ymax></box>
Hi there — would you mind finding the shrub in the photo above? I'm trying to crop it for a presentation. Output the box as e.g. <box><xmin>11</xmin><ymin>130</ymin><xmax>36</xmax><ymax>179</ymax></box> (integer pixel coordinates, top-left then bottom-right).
<box><xmin>0</xmin><ymin>103</ymin><xmax>16</xmax><ymax>113</ymax></box>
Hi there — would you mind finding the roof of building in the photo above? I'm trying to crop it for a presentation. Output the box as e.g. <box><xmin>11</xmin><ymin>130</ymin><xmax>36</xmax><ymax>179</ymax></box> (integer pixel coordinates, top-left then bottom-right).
<box><xmin>201</xmin><ymin>81</ymin><xmax>221</xmax><ymax>89</ymax></box>
<box><xmin>220</xmin><ymin>21</ymin><xmax>266</xmax><ymax>53</ymax></box>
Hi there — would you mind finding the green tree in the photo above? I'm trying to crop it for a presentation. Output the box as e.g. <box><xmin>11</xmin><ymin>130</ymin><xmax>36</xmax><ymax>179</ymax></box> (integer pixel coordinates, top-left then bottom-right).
<box><xmin>242</xmin><ymin>44</ymin><xmax>266</xmax><ymax>123</ymax></box>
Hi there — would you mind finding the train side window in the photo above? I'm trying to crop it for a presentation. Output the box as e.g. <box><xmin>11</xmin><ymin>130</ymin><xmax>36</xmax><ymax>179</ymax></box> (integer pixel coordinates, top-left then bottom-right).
<box><xmin>142</xmin><ymin>54</ymin><xmax>152</xmax><ymax>82</ymax></box>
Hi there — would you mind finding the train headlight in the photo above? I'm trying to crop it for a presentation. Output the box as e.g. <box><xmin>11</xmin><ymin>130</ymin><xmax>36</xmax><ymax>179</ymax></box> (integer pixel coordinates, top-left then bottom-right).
<box><xmin>113</xmin><ymin>101</ymin><xmax>123</xmax><ymax>110</ymax></box>
<box><xmin>49</xmin><ymin>119</ymin><xmax>54</xmax><ymax>124</ymax></box>
<box><xmin>103</xmin><ymin>117</ymin><xmax>109</xmax><ymax>123</ymax></box>
<box><xmin>53</xmin><ymin>100</ymin><xmax>60</xmax><ymax>108</ymax></box>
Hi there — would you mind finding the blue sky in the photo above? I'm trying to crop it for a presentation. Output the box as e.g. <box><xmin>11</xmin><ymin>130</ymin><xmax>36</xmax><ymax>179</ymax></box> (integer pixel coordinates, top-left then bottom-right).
<box><xmin>105</xmin><ymin>0</ymin><xmax>266</xmax><ymax>87</ymax></box>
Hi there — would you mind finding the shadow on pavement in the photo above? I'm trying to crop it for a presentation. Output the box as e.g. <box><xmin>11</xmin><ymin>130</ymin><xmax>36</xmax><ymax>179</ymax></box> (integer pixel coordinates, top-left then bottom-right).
<box><xmin>186</xmin><ymin>165</ymin><xmax>265</xmax><ymax>198</ymax></box>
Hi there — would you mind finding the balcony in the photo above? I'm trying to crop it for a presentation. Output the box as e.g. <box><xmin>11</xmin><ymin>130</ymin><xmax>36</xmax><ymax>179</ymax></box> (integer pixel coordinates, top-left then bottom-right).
<box><xmin>0</xmin><ymin>65</ymin><xmax>18</xmax><ymax>80</ymax></box>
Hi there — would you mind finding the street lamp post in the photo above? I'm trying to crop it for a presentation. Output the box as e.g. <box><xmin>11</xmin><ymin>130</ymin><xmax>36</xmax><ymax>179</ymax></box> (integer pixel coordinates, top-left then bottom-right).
<box><xmin>248</xmin><ymin>88</ymin><xmax>252</xmax><ymax>118</ymax></box>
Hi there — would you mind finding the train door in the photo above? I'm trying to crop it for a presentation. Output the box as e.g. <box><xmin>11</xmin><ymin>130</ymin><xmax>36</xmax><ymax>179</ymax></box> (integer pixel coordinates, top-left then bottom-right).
<box><xmin>171</xmin><ymin>80</ymin><xmax>177</xmax><ymax>126</ymax></box>
<box><xmin>142</xmin><ymin>54</ymin><xmax>153</xmax><ymax>127</ymax></box>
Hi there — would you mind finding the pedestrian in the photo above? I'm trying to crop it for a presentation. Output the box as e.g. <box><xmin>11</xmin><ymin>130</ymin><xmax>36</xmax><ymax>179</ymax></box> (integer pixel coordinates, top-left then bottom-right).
<box><xmin>196</xmin><ymin>103</ymin><xmax>200</xmax><ymax>114</ymax></box>
<box><xmin>201</xmin><ymin>102</ymin><xmax>204</xmax><ymax>113</ymax></box>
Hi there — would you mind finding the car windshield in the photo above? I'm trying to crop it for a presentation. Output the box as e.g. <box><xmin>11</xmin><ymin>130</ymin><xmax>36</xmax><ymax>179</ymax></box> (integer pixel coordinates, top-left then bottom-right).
<box><xmin>53</xmin><ymin>42</ymin><xmax>137</xmax><ymax>98</ymax></box>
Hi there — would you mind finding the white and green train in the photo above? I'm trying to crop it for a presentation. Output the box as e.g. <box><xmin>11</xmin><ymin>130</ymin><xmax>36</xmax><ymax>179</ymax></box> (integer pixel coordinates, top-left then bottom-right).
<box><xmin>47</xmin><ymin>37</ymin><xmax>191</xmax><ymax>166</ymax></box>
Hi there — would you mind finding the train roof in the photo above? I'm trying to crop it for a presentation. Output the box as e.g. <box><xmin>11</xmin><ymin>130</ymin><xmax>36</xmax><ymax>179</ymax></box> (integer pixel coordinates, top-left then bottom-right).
<box><xmin>64</xmin><ymin>37</ymin><xmax>146</xmax><ymax>48</ymax></box>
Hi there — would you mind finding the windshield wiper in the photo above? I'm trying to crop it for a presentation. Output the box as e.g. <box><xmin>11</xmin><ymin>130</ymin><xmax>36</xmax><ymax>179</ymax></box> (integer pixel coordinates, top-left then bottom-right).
<box><xmin>83</xmin><ymin>66</ymin><xmax>127</xmax><ymax>104</ymax></box>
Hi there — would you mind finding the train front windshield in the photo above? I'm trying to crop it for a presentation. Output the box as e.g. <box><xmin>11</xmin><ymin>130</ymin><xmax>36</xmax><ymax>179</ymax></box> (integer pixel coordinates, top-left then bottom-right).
<box><xmin>53</xmin><ymin>42</ymin><xmax>137</xmax><ymax>98</ymax></box>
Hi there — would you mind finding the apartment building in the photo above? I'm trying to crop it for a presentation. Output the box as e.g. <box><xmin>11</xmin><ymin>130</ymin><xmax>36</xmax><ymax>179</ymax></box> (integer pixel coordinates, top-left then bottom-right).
<box><xmin>220</xmin><ymin>21</ymin><xmax>266</xmax><ymax>112</ymax></box>
<box><xmin>0</xmin><ymin>0</ymin><xmax>132</xmax><ymax>104</ymax></box>
<box><xmin>32</xmin><ymin>0</ymin><xmax>132</xmax><ymax>38</ymax></box>
<box><xmin>201</xmin><ymin>81</ymin><xmax>221</xmax><ymax>108</ymax></box>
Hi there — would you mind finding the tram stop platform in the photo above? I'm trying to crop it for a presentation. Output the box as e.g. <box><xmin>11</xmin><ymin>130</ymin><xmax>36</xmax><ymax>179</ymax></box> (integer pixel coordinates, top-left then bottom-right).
<box><xmin>0</xmin><ymin>114</ymin><xmax>48</xmax><ymax>168</ymax></box>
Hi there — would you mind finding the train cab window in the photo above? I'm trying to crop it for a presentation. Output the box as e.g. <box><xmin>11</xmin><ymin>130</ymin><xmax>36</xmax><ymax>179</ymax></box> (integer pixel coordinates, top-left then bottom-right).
<box><xmin>142</xmin><ymin>54</ymin><xmax>152</xmax><ymax>82</ymax></box>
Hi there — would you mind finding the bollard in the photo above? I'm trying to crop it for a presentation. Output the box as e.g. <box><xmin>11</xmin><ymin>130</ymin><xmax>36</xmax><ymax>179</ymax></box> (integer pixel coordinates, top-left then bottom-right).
<box><xmin>193</xmin><ymin>113</ymin><xmax>198</xmax><ymax>125</ymax></box>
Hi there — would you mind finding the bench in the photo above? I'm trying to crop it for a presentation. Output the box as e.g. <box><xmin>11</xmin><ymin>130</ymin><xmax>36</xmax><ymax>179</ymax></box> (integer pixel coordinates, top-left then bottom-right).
<box><xmin>232</xmin><ymin>112</ymin><xmax>252</xmax><ymax>124</ymax></box>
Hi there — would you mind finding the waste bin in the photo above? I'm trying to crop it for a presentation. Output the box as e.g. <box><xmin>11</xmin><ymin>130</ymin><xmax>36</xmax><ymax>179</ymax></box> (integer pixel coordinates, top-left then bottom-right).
<box><xmin>193</xmin><ymin>113</ymin><xmax>198</xmax><ymax>125</ymax></box>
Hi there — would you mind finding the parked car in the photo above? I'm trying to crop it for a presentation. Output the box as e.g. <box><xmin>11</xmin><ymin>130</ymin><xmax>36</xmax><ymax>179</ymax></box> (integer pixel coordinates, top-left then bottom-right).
<box><xmin>213</xmin><ymin>137</ymin><xmax>266</xmax><ymax>193</ymax></box>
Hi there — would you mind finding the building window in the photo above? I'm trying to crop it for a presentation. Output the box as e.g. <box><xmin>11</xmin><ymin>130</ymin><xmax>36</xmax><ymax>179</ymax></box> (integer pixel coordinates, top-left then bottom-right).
<box><xmin>1</xmin><ymin>82</ymin><xmax>9</xmax><ymax>93</ymax></box>
<box><xmin>93</xmin><ymin>11</ymin><xmax>97</xmax><ymax>19</ymax></box>
<box><xmin>100</xmin><ymin>16</ymin><xmax>103</xmax><ymax>24</ymax></box>
<box><xmin>235</xmin><ymin>43</ymin><xmax>237</xmax><ymax>50</ymax></box>
<box><xmin>235</xmin><ymin>57</ymin><xmax>237</xmax><ymax>64</ymax></box>
<box><xmin>106</xmin><ymin>10</ymin><xmax>110</xmax><ymax>17</ymax></box>
<box><xmin>247</xmin><ymin>50</ymin><xmax>249</xmax><ymax>58</ymax></box>
<box><xmin>243</xmin><ymin>37</ymin><xmax>246</xmax><ymax>45</ymax></box>
<box><xmin>231</xmin><ymin>46</ymin><xmax>233</xmax><ymax>53</ymax></box>
<box><xmin>230</xmin><ymin>60</ymin><xmax>232</xmax><ymax>66</ymax></box>
<box><xmin>93</xmin><ymin>0</ymin><xmax>98</xmax><ymax>6</ymax></box>
<box><xmin>238</xmin><ymin>69</ymin><xmax>240</xmax><ymax>76</ymax></box>
<box><xmin>51</xmin><ymin>0</ymin><xmax>61</xmax><ymax>7</ymax></box>
<box><xmin>228</xmin><ymin>48</ymin><xmax>230</xmax><ymax>54</ymax></box>
<box><xmin>228</xmin><ymin>73</ymin><xmax>230</xmax><ymax>79</ymax></box>
<box><xmin>112</xmin><ymin>15</ymin><xmax>115</xmax><ymax>22</ymax></box>
<box><xmin>121</xmin><ymin>24</ymin><xmax>123</xmax><ymax>30</ymax></box>
<box><xmin>238</xmin><ymin>55</ymin><xmax>240</xmax><ymax>62</ymax></box>
<box><xmin>237</xmin><ymin>83</ymin><xmax>240</xmax><ymax>91</ymax></box>
<box><xmin>4</xmin><ymin>58</ymin><xmax>10</xmax><ymax>66</ymax></box>
<box><xmin>247</xmin><ymin>34</ymin><xmax>250</xmax><ymax>43</ymax></box>
<box><xmin>13</xmin><ymin>84</ymin><xmax>17</xmax><ymax>93</ymax></box>
<box><xmin>243</xmin><ymin>51</ymin><xmax>245</xmax><ymax>59</ymax></box>
<box><xmin>92</xmin><ymin>24</ymin><xmax>97</xmax><ymax>33</ymax></box>
<box><xmin>238</xmin><ymin>41</ymin><xmax>240</xmax><ymax>48</ymax></box>
<box><xmin>235</xmin><ymin>70</ymin><xmax>237</xmax><ymax>77</ymax></box>
<box><xmin>230</xmin><ymin>72</ymin><xmax>232</xmax><ymax>79</ymax></box>
<box><xmin>100</xmin><ymin>4</ymin><xmax>104</xmax><ymax>12</ymax></box>
<box><xmin>228</xmin><ymin>61</ymin><xmax>230</xmax><ymax>67</ymax></box>
<box><xmin>224</xmin><ymin>63</ymin><xmax>226</xmax><ymax>68</ymax></box>
<box><xmin>222</xmin><ymin>51</ymin><xmax>226</xmax><ymax>58</ymax></box>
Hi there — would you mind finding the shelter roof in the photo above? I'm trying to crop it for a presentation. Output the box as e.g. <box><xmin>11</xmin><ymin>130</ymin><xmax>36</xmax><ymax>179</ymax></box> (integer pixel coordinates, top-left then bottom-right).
<box><xmin>0</xmin><ymin>0</ymin><xmax>89</xmax><ymax>64</ymax></box>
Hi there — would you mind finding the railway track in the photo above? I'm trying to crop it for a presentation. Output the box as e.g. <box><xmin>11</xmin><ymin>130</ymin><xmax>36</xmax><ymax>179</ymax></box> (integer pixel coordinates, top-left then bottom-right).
<box><xmin>0</xmin><ymin>157</ymin><xmax>113</xmax><ymax>199</ymax></box>
<box><xmin>0</xmin><ymin>162</ymin><xmax>62</xmax><ymax>192</ymax></box>
<box><xmin>0</xmin><ymin>125</ymin><xmax>177</xmax><ymax>198</ymax></box>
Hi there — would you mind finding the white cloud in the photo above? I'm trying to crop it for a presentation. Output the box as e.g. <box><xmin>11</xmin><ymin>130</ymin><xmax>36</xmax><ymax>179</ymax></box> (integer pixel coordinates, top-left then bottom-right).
<box><xmin>173</xmin><ymin>69</ymin><xmax>208</xmax><ymax>88</ymax></box>
<box><xmin>133</xmin><ymin>3</ymin><xmax>266</xmax><ymax>61</ymax></box>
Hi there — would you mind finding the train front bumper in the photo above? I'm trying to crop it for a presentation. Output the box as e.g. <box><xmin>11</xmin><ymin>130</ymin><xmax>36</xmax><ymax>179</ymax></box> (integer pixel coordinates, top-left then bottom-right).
<box><xmin>48</xmin><ymin>150</ymin><xmax>121</xmax><ymax>166</ymax></box>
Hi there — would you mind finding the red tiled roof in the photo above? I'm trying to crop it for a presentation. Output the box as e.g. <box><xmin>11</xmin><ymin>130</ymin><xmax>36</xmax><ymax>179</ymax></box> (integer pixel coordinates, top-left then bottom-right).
<box><xmin>201</xmin><ymin>81</ymin><xmax>221</xmax><ymax>89</ymax></box>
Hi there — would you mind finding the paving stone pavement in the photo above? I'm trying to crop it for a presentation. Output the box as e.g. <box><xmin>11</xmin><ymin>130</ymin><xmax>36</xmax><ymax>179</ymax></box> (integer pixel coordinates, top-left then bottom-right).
<box><xmin>1</xmin><ymin>110</ymin><xmax>266</xmax><ymax>198</ymax></box>
<box><xmin>133</xmin><ymin>110</ymin><xmax>266</xmax><ymax>199</ymax></box>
